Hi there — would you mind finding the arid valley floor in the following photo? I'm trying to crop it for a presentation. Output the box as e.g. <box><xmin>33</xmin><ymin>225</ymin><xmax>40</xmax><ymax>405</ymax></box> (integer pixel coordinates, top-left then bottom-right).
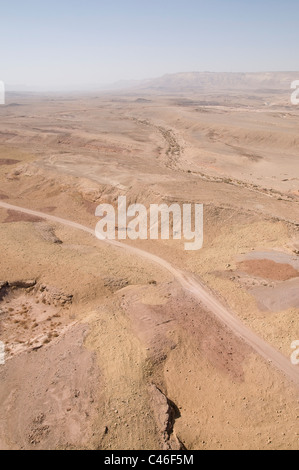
<box><xmin>0</xmin><ymin>72</ymin><xmax>298</xmax><ymax>450</ymax></box>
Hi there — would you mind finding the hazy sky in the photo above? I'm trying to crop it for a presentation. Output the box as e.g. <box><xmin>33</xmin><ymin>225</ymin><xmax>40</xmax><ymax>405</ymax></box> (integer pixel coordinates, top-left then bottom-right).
<box><xmin>1</xmin><ymin>0</ymin><xmax>298</xmax><ymax>90</ymax></box>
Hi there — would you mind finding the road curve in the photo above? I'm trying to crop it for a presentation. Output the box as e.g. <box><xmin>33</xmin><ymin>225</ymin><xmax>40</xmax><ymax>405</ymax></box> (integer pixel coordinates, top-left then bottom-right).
<box><xmin>1</xmin><ymin>201</ymin><xmax>298</xmax><ymax>387</ymax></box>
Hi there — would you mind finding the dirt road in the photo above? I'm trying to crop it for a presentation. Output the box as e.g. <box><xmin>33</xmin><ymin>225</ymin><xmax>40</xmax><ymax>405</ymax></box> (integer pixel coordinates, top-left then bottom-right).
<box><xmin>1</xmin><ymin>201</ymin><xmax>298</xmax><ymax>387</ymax></box>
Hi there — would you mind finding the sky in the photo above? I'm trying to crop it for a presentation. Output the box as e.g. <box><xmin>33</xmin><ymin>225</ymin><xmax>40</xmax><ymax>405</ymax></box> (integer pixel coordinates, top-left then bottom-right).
<box><xmin>0</xmin><ymin>0</ymin><xmax>298</xmax><ymax>90</ymax></box>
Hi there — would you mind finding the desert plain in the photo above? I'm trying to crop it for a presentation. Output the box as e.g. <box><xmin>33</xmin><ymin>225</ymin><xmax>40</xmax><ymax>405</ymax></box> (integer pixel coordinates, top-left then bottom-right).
<box><xmin>0</xmin><ymin>72</ymin><xmax>298</xmax><ymax>450</ymax></box>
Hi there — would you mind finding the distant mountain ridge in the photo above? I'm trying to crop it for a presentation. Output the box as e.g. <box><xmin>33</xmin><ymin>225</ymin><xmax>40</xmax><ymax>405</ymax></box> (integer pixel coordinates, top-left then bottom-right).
<box><xmin>113</xmin><ymin>71</ymin><xmax>299</xmax><ymax>93</ymax></box>
<box><xmin>5</xmin><ymin>72</ymin><xmax>299</xmax><ymax>94</ymax></box>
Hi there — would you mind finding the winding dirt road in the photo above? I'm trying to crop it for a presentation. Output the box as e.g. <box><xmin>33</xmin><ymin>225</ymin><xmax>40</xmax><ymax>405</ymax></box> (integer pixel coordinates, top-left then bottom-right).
<box><xmin>1</xmin><ymin>200</ymin><xmax>298</xmax><ymax>387</ymax></box>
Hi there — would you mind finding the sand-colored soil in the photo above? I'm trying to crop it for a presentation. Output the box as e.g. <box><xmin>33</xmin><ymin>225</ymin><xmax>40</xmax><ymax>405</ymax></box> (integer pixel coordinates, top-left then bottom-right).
<box><xmin>0</xmin><ymin>78</ymin><xmax>298</xmax><ymax>450</ymax></box>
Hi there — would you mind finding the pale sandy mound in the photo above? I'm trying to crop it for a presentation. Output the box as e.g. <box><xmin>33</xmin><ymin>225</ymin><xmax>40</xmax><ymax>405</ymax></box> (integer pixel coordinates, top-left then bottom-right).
<box><xmin>237</xmin><ymin>259</ymin><xmax>299</xmax><ymax>281</ymax></box>
<box><xmin>250</xmin><ymin>278</ymin><xmax>299</xmax><ymax>312</ymax></box>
